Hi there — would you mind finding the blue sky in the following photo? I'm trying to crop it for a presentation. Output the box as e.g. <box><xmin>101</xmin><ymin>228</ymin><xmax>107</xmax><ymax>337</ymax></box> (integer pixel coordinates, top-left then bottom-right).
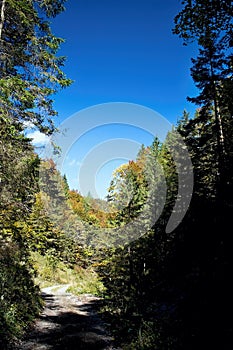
<box><xmin>33</xmin><ymin>0</ymin><xmax>198</xmax><ymax>198</ymax></box>
<box><xmin>51</xmin><ymin>0</ymin><xmax>198</xmax><ymax>122</ymax></box>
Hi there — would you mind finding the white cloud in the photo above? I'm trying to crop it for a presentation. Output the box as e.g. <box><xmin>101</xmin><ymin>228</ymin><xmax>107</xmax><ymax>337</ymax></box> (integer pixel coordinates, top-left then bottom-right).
<box><xmin>23</xmin><ymin>121</ymin><xmax>35</xmax><ymax>129</ymax></box>
<box><xmin>67</xmin><ymin>159</ymin><xmax>82</xmax><ymax>167</ymax></box>
<box><xmin>27</xmin><ymin>131</ymin><xmax>50</xmax><ymax>145</ymax></box>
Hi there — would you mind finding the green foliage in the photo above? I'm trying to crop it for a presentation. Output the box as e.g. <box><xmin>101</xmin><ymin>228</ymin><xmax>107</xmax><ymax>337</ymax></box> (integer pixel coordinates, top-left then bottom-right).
<box><xmin>67</xmin><ymin>269</ymin><xmax>105</xmax><ymax>296</ymax></box>
<box><xmin>36</xmin><ymin>160</ymin><xmax>87</xmax><ymax>262</ymax></box>
<box><xmin>0</xmin><ymin>0</ymin><xmax>71</xmax><ymax>346</ymax></box>
<box><xmin>0</xmin><ymin>231</ymin><xmax>42</xmax><ymax>348</ymax></box>
<box><xmin>31</xmin><ymin>251</ymin><xmax>105</xmax><ymax>296</ymax></box>
<box><xmin>98</xmin><ymin>100</ymin><xmax>233</xmax><ymax>349</ymax></box>
<box><xmin>26</xmin><ymin>191</ymin><xmax>79</xmax><ymax>264</ymax></box>
<box><xmin>1</xmin><ymin>2</ymin><xmax>232</xmax><ymax>349</ymax></box>
<box><xmin>173</xmin><ymin>0</ymin><xmax>233</xmax><ymax>190</ymax></box>
<box><xmin>107</xmin><ymin>160</ymin><xmax>148</xmax><ymax>225</ymax></box>
<box><xmin>173</xmin><ymin>0</ymin><xmax>233</xmax><ymax>46</ymax></box>
<box><xmin>0</xmin><ymin>0</ymin><xmax>72</xmax><ymax>134</ymax></box>
<box><xmin>0</xmin><ymin>117</ymin><xmax>39</xmax><ymax>220</ymax></box>
<box><xmin>0</xmin><ymin>116</ymin><xmax>42</xmax><ymax>348</ymax></box>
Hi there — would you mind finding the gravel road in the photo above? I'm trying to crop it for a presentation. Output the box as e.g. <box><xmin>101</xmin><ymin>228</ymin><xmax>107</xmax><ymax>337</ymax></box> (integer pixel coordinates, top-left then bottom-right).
<box><xmin>15</xmin><ymin>285</ymin><xmax>120</xmax><ymax>350</ymax></box>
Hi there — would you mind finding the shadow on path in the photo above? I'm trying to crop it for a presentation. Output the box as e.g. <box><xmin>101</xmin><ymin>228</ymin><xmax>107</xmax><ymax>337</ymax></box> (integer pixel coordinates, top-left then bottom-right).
<box><xmin>16</xmin><ymin>291</ymin><xmax>116</xmax><ymax>350</ymax></box>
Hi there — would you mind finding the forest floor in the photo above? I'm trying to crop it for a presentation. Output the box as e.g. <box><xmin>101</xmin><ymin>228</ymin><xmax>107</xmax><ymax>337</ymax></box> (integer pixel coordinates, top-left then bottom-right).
<box><xmin>15</xmin><ymin>285</ymin><xmax>120</xmax><ymax>350</ymax></box>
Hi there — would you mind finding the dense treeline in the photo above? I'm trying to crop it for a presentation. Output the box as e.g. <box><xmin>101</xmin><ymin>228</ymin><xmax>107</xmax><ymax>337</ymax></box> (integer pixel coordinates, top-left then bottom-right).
<box><xmin>0</xmin><ymin>0</ymin><xmax>71</xmax><ymax>347</ymax></box>
<box><xmin>98</xmin><ymin>108</ymin><xmax>233</xmax><ymax>349</ymax></box>
<box><xmin>0</xmin><ymin>116</ymin><xmax>42</xmax><ymax>347</ymax></box>
<box><xmin>96</xmin><ymin>1</ymin><xmax>233</xmax><ymax>349</ymax></box>
<box><xmin>0</xmin><ymin>0</ymin><xmax>232</xmax><ymax>349</ymax></box>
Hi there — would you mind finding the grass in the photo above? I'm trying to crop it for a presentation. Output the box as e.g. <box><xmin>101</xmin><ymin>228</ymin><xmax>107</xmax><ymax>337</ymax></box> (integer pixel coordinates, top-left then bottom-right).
<box><xmin>30</xmin><ymin>251</ymin><xmax>105</xmax><ymax>296</ymax></box>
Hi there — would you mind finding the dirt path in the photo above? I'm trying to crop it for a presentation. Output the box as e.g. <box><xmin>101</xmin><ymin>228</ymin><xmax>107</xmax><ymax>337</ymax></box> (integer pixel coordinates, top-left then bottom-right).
<box><xmin>16</xmin><ymin>285</ymin><xmax>120</xmax><ymax>350</ymax></box>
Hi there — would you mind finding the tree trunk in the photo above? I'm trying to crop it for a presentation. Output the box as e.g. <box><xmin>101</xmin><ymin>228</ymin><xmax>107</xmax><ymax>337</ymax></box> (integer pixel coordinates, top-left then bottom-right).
<box><xmin>208</xmin><ymin>57</ymin><xmax>228</xmax><ymax>208</ymax></box>
<box><xmin>0</xmin><ymin>0</ymin><xmax>6</xmax><ymax>40</ymax></box>
<box><xmin>210</xmin><ymin>58</ymin><xmax>226</xmax><ymax>185</ymax></box>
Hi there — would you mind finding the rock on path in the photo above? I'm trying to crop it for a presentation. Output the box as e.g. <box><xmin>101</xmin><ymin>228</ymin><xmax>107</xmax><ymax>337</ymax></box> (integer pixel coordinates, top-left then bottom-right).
<box><xmin>16</xmin><ymin>285</ymin><xmax>120</xmax><ymax>350</ymax></box>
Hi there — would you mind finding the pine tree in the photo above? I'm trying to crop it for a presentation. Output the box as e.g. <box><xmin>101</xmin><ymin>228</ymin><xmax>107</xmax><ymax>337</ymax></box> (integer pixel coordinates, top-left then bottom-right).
<box><xmin>0</xmin><ymin>1</ymin><xmax>72</xmax><ymax>346</ymax></box>
<box><xmin>0</xmin><ymin>115</ymin><xmax>42</xmax><ymax>347</ymax></box>
<box><xmin>173</xmin><ymin>0</ymin><xmax>233</xmax><ymax>190</ymax></box>
<box><xmin>0</xmin><ymin>0</ymin><xmax>72</xmax><ymax>133</ymax></box>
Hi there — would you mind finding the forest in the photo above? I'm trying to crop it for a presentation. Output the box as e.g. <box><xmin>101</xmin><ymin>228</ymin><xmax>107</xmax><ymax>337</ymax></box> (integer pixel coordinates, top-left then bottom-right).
<box><xmin>0</xmin><ymin>0</ymin><xmax>233</xmax><ymax>349</ymax></box>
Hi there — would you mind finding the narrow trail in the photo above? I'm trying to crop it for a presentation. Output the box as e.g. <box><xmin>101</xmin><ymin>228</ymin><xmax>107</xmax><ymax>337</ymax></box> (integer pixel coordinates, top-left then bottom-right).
<box><xmin>16</xmin><ymin>285</ymin><xmax>120</xmax><ymax>350</ymax></box>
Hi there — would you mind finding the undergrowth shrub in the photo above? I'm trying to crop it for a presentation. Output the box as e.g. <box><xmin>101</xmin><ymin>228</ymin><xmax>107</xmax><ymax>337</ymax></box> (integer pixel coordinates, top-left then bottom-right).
<box><xmin>31</xmin><ymin>251</ymin><xmax>105</xmax><ymax>296</ymax></box>
<box><xmin>0</xmin><ymin>241</ymin><xmax>42</xmax><ymax>349</ymax></box>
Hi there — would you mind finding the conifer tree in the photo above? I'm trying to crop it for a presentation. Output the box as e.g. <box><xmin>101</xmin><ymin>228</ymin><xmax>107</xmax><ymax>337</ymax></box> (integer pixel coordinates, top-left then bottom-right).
<box><xmin>0</xmin><ymin>0</ymin><xmax>71</xmax><ymax>133</ymax></box>
<box><xmin>173</xmin><ymin>0</ymin><xmax>233</xmax><ymax>189</ymax></box>
<box><xmin>0</xmin><ymin>1</ymin><xmax>72</xmax><ymax>346</ymax></box>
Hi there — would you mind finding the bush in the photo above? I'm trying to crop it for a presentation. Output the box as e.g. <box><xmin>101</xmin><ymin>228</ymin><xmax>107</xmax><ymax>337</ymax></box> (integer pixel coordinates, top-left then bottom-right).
<box><xmin>0</xmin><ymin>241</ymin><xmax>42</xmax><ymax>349</ymax></box>
<box><xmin>31</xmin><ymin>251</ymin><xmax>105</xmax><ymax>296</ymax></box>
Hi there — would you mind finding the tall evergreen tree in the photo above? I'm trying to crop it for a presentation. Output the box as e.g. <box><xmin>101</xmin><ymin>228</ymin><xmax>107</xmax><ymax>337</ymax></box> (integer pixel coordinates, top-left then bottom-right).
<box><xmin>0</xmin><ymin>0</ymin><xmax>71</xmax><ymax>133</ymax></box>
<box><xmin>173</xmin><ymin>0</ymin><xmax>233</xmax><ymax>189</ymax></box>
<box><xmin>172</xmin><ymin>2</ymin><xmax>233</xmax><ymax>348</ymax></box>
<box><xmin>0</xmin><ymin>1</ymin><xmax>72</xmax><ymax>347</ymax></box>
<box><xmin>0</xmin><ymin>115</ymin><xmax>42</xmax><ymax>348</ymax></box>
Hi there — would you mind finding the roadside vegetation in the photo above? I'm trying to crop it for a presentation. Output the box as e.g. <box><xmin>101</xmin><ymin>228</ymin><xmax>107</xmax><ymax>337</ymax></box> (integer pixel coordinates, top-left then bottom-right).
<box><xmin>0</xmin><ymin>1</ymin><xmax>232</xmax><ymax>349</ymax></box>
<box><xmin>31</xmin><ymin>251</ymin><xmax>105</xmax><ymax>296</ymax></box>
